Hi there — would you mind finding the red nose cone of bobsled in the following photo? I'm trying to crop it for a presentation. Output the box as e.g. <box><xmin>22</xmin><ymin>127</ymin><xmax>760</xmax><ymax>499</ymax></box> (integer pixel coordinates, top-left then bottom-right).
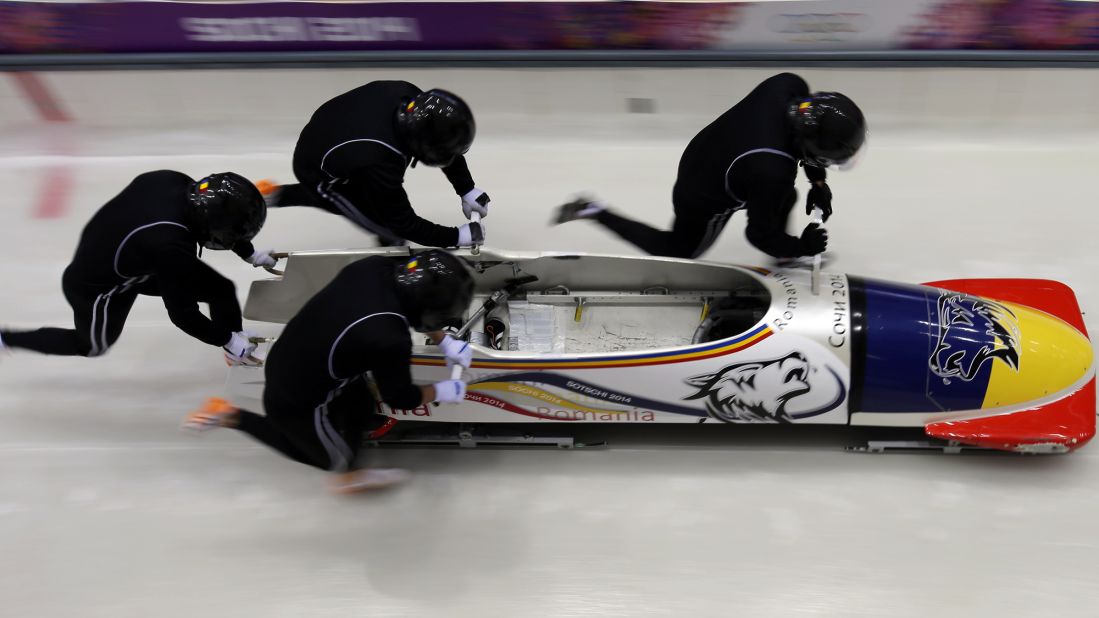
<box><xmin>925</xmin><ymin>378</ymin><xmax>1096</xmax><ymax>453</ymax></box>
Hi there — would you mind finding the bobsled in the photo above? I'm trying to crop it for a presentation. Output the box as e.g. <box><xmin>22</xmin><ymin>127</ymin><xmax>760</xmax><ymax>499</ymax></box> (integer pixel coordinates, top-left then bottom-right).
<box><xmin>229</xmin><ymin>247</ymin><xmax>1095</xmax><ymax>454</ymax></box>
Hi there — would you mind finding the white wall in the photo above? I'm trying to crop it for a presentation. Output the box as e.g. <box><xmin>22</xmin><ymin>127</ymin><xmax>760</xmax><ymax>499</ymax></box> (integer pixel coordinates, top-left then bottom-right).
<box><xmin>1</xmin><ymin>64</ymin><xmax>1095</xmax><ymax>293</ymax></box>
<box><xmin>4</xmin><ymin>66</ymin><xmax>1098</xmax><ymax>153</ymax></box>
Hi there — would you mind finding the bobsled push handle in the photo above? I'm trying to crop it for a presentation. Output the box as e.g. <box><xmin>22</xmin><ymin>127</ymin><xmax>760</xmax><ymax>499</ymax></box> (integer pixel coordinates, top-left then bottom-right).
<box><xmin>263</xmin><ymin>252</ymin><xmax>291</xmax><ymax>277</ymax></box>
<box><xmin>810</xmin><ymin>208</ymin><xmax>823</xmax><ymax>295</ymax></box>
<box><xmin>470</xmin><ymin>211</ymin><xmax>482</xmax><ymax>256</ymax></box>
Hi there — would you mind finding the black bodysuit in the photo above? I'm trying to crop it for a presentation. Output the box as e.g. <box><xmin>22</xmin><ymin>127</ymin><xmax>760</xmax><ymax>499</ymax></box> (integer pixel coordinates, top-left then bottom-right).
<box><xmin>2</xmin><ymin>170</ymin><xmax>247</xmax><ymax>356</ymax></box>
<box><xmin>595</xmin><ymin>73</ymin><xmax>825</xmax><ymax>259</ymax></box>
<box><xmin>274</xmin><ymin>80</ymin><xmax>476</xmax><ymax>247</ymax></box>
<box><xmin>231</xmin><ymin>257</ymin><xmax>424</xmax><ymax>472</ymax></box>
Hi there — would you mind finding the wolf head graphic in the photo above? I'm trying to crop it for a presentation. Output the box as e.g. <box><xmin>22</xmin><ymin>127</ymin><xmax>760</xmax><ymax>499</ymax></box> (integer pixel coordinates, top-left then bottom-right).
<box><xmin>684</xmin><ymin>352</ymin><xmax>813</xmax><ymax>423</ymax></box>
<box><xmin>930</xmin><ymin>293</ymin><xmax>1021</xmax><ymax>382</ymax></box>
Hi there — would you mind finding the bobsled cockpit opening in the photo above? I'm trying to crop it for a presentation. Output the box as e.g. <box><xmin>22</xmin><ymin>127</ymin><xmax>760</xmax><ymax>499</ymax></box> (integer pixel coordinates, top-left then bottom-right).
<box><xmin>692</xmin><ymin>288</ymin><xmax>769</xmax><ymax>344</ymax></box>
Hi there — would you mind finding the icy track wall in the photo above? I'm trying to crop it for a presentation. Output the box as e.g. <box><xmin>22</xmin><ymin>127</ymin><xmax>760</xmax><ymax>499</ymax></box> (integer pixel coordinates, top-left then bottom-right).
<box><xmin>2</xmin><ymin>66</ymin><xmax>1098</xmax><ymax>150</ymax></box>
<box><xmin>2</xmin><ymin>64</ymin><xmax>1098</xmax><ymax>332</ymax></box>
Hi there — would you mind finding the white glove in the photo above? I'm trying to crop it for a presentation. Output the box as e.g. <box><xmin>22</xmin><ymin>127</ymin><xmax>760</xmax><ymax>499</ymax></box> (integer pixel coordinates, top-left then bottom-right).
<box><xmin>433</xmin><ymin>379</ymin><xmax>467</xmax><ymax>404</ymax></box>
<box><xmin>247</xmin><ymin>249</ymin><xmax>278</xmax><ymax>269</ymax></box>
<box><xmin>456</xmin><ymin>221</ymin><xmax>485</xmax><ymax>247</ymax></box>
<box><xmin>438</xmin><ymin>334</ymin><xmax>472</xmax><ymax>369</ymax></box>
<box><xmin>223</xmin><ymin>331</ymin><xmax>260</xmax><ymax>366</ymax></box>
<box><xmin>461</xmin><ymin>188</ymin><xmax>490</xmax><ymax>219</ymax></box>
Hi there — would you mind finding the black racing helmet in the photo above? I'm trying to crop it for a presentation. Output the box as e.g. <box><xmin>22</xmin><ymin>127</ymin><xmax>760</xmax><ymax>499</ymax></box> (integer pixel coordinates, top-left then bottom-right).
<box><xmin>186</xmin><ymin>172</ymin><xmax>266</xmax><ymax>250</ymax></box>
<box><xmin>395</xmin><ymin>89</ymin><xmax>475</xmax><ymax>168</ymax></box>
<box><xmin>789</xmin><ymin>92</ymin><xmax>866</xmax><ymax>169</ymax></box>
<box><xmin>394</xmin><ymin>250</ymin><xmax>475</xmax><ymax>331</ymax></box>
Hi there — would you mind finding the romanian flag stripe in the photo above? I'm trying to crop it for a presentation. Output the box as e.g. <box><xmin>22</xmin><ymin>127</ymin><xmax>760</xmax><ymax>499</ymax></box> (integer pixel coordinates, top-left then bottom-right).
<box><xmin>474</xmin><ymin>382</ymin><xmax>627</xmax><ymax>415</ymax></box>
<box><xmin>465</xmin><ymin>391</ymin><xmax>583</xmax><ymax>421</ymax></box>
<box><xmin>477</xmin><ymin>372</ymin><xmax>709</xmax><ymax>417</ymax></box>
<box><xmin>413</xmin><ymin>323</ymin><xmax>773</xmax><ymax>370</ymax></box>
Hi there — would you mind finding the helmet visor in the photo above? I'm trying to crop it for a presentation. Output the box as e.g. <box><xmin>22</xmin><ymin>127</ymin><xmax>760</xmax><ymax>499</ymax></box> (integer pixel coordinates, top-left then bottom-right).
<box><xmin>415</xmin><ymin>147</ymin><xmax>459</xmax><ymax>168</ymax></box>
<box><xmin>806</xmin><ymin>137</ymin><xmax>866</xmax><ymax>171</ymax></box>
<box><xmin>202</xmin><ymin>216</ymin><xmax>263</xmax><ymax>251</ymax></box>
<box><xmin>415</xmin><ymin>136</ymin><xmax>472</xmax><ymax>168</ymax></box>
<box><xmin>418</xmin><ymin>293</ymin><xmax>472</xmax><ymax>332</ymax></box>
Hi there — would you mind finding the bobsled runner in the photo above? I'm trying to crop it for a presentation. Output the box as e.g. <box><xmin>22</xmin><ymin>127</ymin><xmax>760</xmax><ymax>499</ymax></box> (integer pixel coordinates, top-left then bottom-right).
<box><xmin>229</xmin><ymin>247</ymin><xmax>1095</xmax><ymax>454</ymax></box>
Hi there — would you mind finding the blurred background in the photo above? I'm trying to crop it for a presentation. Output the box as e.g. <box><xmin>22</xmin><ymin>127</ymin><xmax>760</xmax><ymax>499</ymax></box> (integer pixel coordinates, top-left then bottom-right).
<box><xmin>2</xmin><ymin>1</ymin><xmax>1098</xmax><ymax>617</ymax></box>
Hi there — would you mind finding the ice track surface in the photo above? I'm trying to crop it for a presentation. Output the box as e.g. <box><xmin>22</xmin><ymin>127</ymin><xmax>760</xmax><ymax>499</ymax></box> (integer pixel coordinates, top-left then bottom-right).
<box><xmin>1</xmin><ymin>68</ymin><xmax>1098</xmax><ymax>617</ymax></box>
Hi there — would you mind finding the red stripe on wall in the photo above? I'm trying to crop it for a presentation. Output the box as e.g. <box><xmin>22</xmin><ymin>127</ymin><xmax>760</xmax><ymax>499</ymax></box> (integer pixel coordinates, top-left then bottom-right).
<box><xmin>10</xmin><ymin>72</ymin><xmax>70</xmax><ymax>123</ymax></box>
<box><xmin>34</xmin><ymin>166</ymin><xmax>74</xmax><ymax>219</ymax></box>
<box><xmin>8</xmin><ymin>72</ymin><xmax>76</xmax><ymax>218</ymax></box>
